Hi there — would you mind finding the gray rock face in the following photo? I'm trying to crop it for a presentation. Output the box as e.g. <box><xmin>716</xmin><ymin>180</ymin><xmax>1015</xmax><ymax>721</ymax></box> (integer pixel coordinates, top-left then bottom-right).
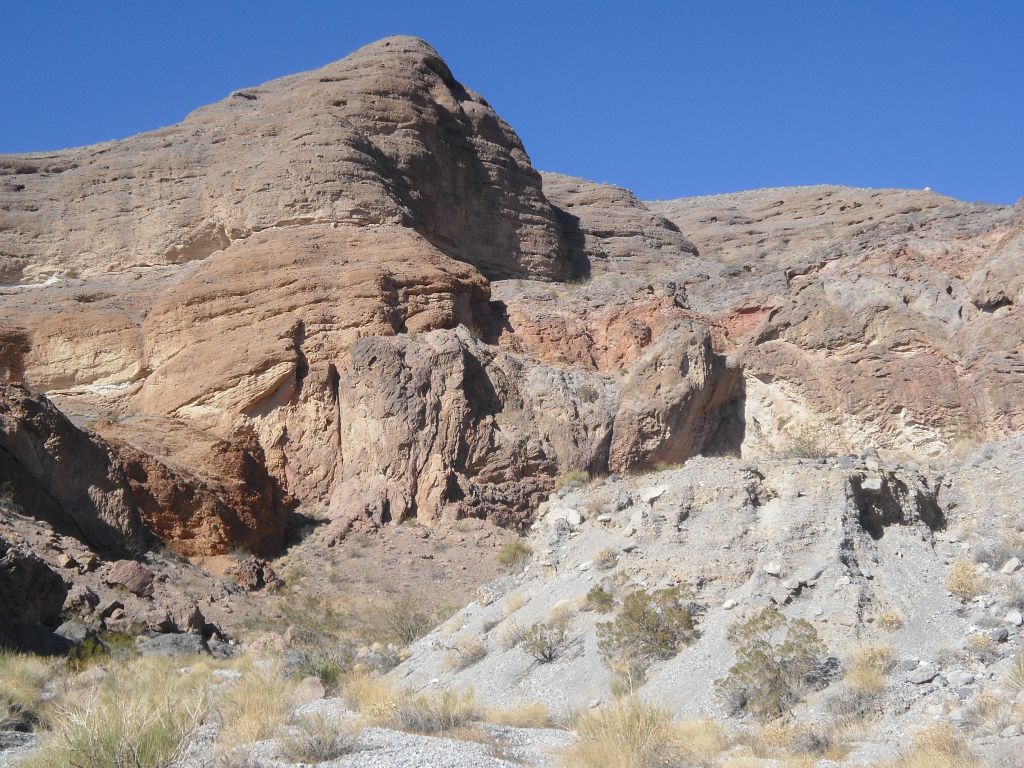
<box><xmin>0</xmin><ymin>536</ymin><xmax>67</xmax><ymax>627</ymax></box>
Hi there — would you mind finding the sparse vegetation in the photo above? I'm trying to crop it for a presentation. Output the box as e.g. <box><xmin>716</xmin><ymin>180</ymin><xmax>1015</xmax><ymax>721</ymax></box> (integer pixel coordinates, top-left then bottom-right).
<box><xmin>592</xmin><ymin>547</ymin><xmax>617</xmax><ymax>571</ymax></box>
<box><xmin>560</xmin><ymin>697</ymin><xmax>725</xmax><ymax>768</ymax></box>
<box><xmin>444</xmin><ymin>637</ymin><xmax>487</xmax><ymax>671</ymax></box>
<box><xmin>715</xmin><ymin>608</ymin><xmax>826</xmax><ymax>720</ymax></box>
<box><xmin>875</xmin><ymin>723</ymin><xmax>982</xmax><ymax>768</ymax></box>
<box><xmin>522</xmin><ymin>606</ymin><xmax>573</xmax><ymax>663</ymax></box>
<box><xmin>496</xmin><ymin>539</ymin><xmax>533</xmax><ymax>569</ymax></box>
<box><xmin>497</xmin><ymin>619</ymin><xmax>530</xmax><ymax>651</ymax></box>
<box><xmin>877</xmin><ymin>609</ymin><xmax>905</xmax><ymax>632</ymax></box>
<box><xmin>502</xmin><ymin>592</ymin><xmax>525</xmax><ymax>616</ymax></box>
<box><xmin>597</xmin><ymin>585</ymin><xmax>696</xmax><ymax>665</ymax></box>
<box><xmin>584</xmin><ymin>584</ymin><xmax>615</xmax><ymax>613</ymax></box>
<box><xmin>1004</xmin><ymin>653</ymin><xmax>1024</xmax><ymax>695</ymax></box>
<box><xmin>345</xmin><ymin>675</ymin><xmax>480</xmax><ymax>735</ymax></box>
<box><xmin>217</xmin><ymin>662</ymin><xmax>297</xmax><ymax>747</ymax></box>
<box><xmin>947</xmin><ymin>559</ymin><xmax>983</xmax><ymax>600</ymax></box>
<box><xmin>280</xmin><ymin>712</ymin><xmax>362</xmax><ymax>763</ymax></box>
<box><xmin>484</xmin><ymin>701</ymin><xmax>550</xmax><ymax>728</ymax></box>
<box><xmin>22</xmin><ymin>657</ymin><xmax>209</xmax><ymax>768</ymax></box>
<box><xmin>0</xmin><ymin>651</ymin><xmax>53</xmax><ymax>727</ymax></box>
<box><xmin>555</xmin><ymin>469</ymin><xmax>591</xmax><ymax>491</ymax></box>
<box><xmin>845</xmin><ymin>643</ymin><xmax>895</xmax><ymax>692</ymax></box>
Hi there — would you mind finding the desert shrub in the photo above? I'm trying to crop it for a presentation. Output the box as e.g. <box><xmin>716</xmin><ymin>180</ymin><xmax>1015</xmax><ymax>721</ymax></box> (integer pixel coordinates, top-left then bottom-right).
<box><xmin>484</xmin><ymin>701</ymin><xmax>550</xmax><ymax>728</ymax></box>
<box><xmin>715</xmin><ymin>608</ymin><xmax>826</xmax><ymax>720</ymax></box>
<box><xmin>966</xmin><ymin>633</ymin><xmax>1001</xmax><ymax>664</ymax></box>
<box><xmin>68</xmin><ymin>630</ymin><xmax>141</xmax><ymax>671</ymax></box>
<box><xmin>560</xmin><ymin>698</ymin><xmax>725</xmax><ymax>768</ymax></box>
<box><xmin>584</xmin><ymin>585</ymin><xmax>615</xmax><ymax>614</ymax></box>
<box><xmin>280</xmin><ymin>712</ymin><xmax>361</xmax><ymax>763</ymax></box>
<box><xmin>877</xmin><ymin>609</ymin><xmax>905</xmax><ymax>632</ymax></box>
<box><xmin>744</xmin><ymin>720</ymin><xmax>845</xmax><ymax>762</ymax></box>
<box><xmin>444</xmin><ymin>637</ymin><xmax>487</xmax><ymax>671</ymax></box>
<box><xmin>496</xmin><ymin>539</ymin><xmax>533</xmax><ymax>569</ymax></box>
<box><xmin>497</xmin><ymin>619</ymin><xmax>530</xmax><ymax>651</ymax></box>
<box><xmin>947</xmin><ymin>559</ymin><xmax>983</xmax><ymax>600</ymax></box>
<box><xmin>555</xmin><ymin>470</ymin><xmax>591</xmax><ymax>491</ymax></box>
<box><xmin>344</xmin><ymin>673</ymin><xmax>397</xmax><ymax>722</ymax></box>
<box><xmin>775</xmin><ymin>424</ymin><xmax>835</xmax><ymax>459</ymax></box>
<box><xmin>597</xmin><ymin>586</ymin><xmax>696</xmax><ymax>666</ymax></box>
<box><xmin>1002</xmin><ymin>580</ymin><xmax>1024</xmax><ymax>611</ymax></box>
<box><xmin>876</xmin><ymin>723</ymin><xmax>982</xmax><ymax>768</ymax></box>
<box><xmin>217</xmin><ymin>662</ymin><xmax>297</xmax><ymax>747</ymax></box>
<box><xmin>845</xmin><ymin>643</ymin><xmax>895</xmax><ymax>692</ymax></box>
<box><xmin>23</xmin><ymin>657</ymin><xmax>208</xmax><ymax>768</ymax></box>
<box><xmin>825</xmin><ymin>683</ymin><xmax>884</xmax><ymax>725</ymax></box>
<box><xmin>606</xmin><ymin>653</ymin><xmax>650</xmax><ymax>698</ymax></box>
<box><xmin>592</xmin><ymin>548</ymin><xmax>617</xmax><ymax>571</ymax></box>
<box><xmin>0</xmin><ymin>650</ymin><xmax>53</xmax><ymax>725</ymax></box>
<box><xmin>360</xmin><ymin>594</ymin><xmax>438</xmax><ymax>647</ymax></box>
<box><xmin>522</xmin><ymin>608</ymin><xmax>573</xmax><ymax>663</ymax></box>
<box><xmin>577</xmin><ymin>384</ymin><xmax>600</xmax><ymax>404</ymax></box>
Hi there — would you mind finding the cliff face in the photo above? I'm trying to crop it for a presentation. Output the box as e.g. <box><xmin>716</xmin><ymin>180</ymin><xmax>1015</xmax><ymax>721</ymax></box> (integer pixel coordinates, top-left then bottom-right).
<box><xmin>1</xmin><ymin>37</ymin><xmax>1021</xmax><ymax>556</ymax></box>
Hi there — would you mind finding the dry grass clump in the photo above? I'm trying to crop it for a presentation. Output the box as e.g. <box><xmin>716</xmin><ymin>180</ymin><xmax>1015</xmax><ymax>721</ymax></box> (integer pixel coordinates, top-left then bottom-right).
<box><xmin>876</xmin><ymin>609</ymin><xmax>905</xmax><ymax>631</ymax></box>
<box><xmin>279</xmin><ymin>712</ymin><xmax>362</xmax><ymax>763</ymax></box>
<box><xmin>560</xmin><ymin>698</ymin><xmax>725</xmax><ymax>768</ymax></box>
<box><xmin>22</xmin><ymin>656</ymin><xmax>209</xmax><ymax>768</ymax></box>
<box><xmin>217</xmin><ymin>661</ymin><xmax>297</xmax><ymax>747</ymax></box>
<box><xmin>496</xmin><ymin>539</ymin><xmax>533</xmax><ymax>569</ymax></box>
<box><xmin>444</xmin><ymin>637</ymin><xmax>487</xmax><ymax>671</ymax></box>
<box><xmin>845</xmin><ymin>643</ymin><xmax>895</xmax><ymax>692</ymax></box>
<box><xmin>344</xmin><ymin>674</ymin><xmax>479</xmax><ymax>734</ymax></box>
<box><xmin>592</xmin><ymin>548</ymin><xmax>618</xmax><ymax>571</ymax></box>
<box><xmin>555</xmin><ymin>469</ymin><xmax>591</xmax><ymax>491</ymax></box>
<box><xmin>1005</xmin><ymin>652</ymin><xmax>1024</xmax><ymax>695</ymax></box>
<box><xmin>947</xmin><ymin>559</ymin><xmax>983</xmax><ymax>600</ymax></box>
<box><xmin>743</xmin><ymin>719</ymin><xmax>847</xmax><ymax>763</ymax></box>
<box><xmin>502</xmin><ymin>592</ymin><xmax>525</xmax><ymax>616</ymax></box>
<box><xmin>0</xmin><ymin>650</ymin><xmax>54</xmax><ymax>725</ymax></box>
<box><xmin>961</xmin><ymin>690</ymin><xmax>1019</xmax><ymax>736</ymax></box>
<box><xmin>497</xmin><ymin>619</ymin><xmax>530</xmax><ymax>651</ymax></box>
<box><xmin>875</xmin><ymin>723</ymin><xmax>982</xmax><ymax>768</ymax></box>
<box><xmin>484</xmin><ymin>701</ymin><xmax>550</xmax><ymax>728</ymax></box>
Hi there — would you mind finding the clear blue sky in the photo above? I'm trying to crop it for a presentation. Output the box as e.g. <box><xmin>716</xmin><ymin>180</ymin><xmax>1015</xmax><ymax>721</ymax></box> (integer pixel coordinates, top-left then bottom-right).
<box><xmin>2</xmin><ymin>1</ymin><xmax>1021</xmax><ymax>204</ymax></box>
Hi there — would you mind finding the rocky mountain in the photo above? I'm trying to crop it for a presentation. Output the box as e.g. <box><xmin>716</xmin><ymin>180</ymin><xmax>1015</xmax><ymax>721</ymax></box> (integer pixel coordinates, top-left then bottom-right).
<box><xmin>0</xmin><ymin>34</ymin><xmax>1022</xmax><ymax>767</ymax></box>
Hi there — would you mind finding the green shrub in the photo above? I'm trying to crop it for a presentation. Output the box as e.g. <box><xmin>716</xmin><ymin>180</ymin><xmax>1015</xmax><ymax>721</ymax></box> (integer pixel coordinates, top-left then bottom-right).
<box><xmin>597</xmin><ymin>586</ymin><xmax>696</xmax><ymax>666</ymax></box>
<box><xmin>496</xmin><ymin>539</ymin><xmax>533</xmax><ymax>569</ymax></box>
<box><xmin>584</xmin><ymin>585</ymin><xmax>615</xmax><ymax>614</ymax></box>
<box><xmin>715</xmin><ymin>608</ymin><xmax>826</xmax><ymax>720</ymax></box>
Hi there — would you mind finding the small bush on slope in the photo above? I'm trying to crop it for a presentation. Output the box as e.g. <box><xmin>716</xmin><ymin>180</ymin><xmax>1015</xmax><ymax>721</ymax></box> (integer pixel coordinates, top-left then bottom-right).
<box><xmin>280</xmin><ymin>712</ymin><xmax>362</xmax><ymax>763</ymax></box>
<box><xmin>560</xmin><ymin>697</ymin><xmax>725</xmax><ymax>768</ymax></box>
<box><xmin>715</xmin><ymin>608</ymin><xmax>826</xmax><ymax>721</ymax></box>
<box><xmin>522</xmin><ymin>606</ymin><xmax>573</xmax><ymax>663</ymax></box>
<box><xmin>496</xmin><ymin>539</ymin><xmax>533</xmax><ymax>569</ymax></box>
<box><xmin>597</xmin><ymin>585</ymin><xmax>696</xmax><ymax>664</ymax></box>
<box><xmin>21</xmin><ymin>656</ymin><xmax>208</xmax><ymax>768</ymax></box>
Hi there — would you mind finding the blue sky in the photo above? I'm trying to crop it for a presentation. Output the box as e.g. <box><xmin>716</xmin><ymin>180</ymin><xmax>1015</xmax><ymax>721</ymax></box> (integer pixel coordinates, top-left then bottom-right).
<box><xmin>2</xmin><ymin>1</ymin><xmax>1021</xmax><ymax>204</ymax></box>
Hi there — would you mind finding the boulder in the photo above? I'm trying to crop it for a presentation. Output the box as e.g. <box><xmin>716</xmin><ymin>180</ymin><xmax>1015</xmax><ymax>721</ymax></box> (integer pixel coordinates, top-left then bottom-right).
<box><xmin>136</xmin><ymin>633</ymin><xmax>208</xmax><ymax>657</ymax></box>
<box><xmin>233</xmin><ymin>557</ymin><xmax>281</xmax><ymax>592</ymax></box>
<box><xmin>103</xmin><ymin>560</ymin><xmax>155</xmax><ymax>597</ymax></box>
<box><xmin>0</xmin><ymin>537</ymin><xmax>67</xmax><ymax>626</ymax></box>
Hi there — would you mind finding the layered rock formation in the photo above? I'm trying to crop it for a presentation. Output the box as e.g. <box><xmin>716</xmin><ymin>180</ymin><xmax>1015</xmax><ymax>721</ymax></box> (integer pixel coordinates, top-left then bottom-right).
<box><xmin>0</xmin><ymin>36</ymin><xmax>1021</xmax><ymax>559</ymax></box>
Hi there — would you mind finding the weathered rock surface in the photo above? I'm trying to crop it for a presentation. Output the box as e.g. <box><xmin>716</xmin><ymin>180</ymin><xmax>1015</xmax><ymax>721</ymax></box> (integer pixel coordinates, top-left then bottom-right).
<box><xmin>1</xmin><ymin>36</ymin><xmax>1022</xmax><ymax>561</ymax></box>
<box><xmin>0</xmin><ymin>536</ymin><xmax>67</xmax><ymax>627</ymax></box>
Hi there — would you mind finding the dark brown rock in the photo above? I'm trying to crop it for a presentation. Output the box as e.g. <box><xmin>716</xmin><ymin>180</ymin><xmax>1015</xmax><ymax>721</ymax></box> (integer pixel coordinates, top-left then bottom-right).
<box><xmin>103</xmin><ymin>560</ymin><xmax>155</xmax><ymax>597</ymax></box>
